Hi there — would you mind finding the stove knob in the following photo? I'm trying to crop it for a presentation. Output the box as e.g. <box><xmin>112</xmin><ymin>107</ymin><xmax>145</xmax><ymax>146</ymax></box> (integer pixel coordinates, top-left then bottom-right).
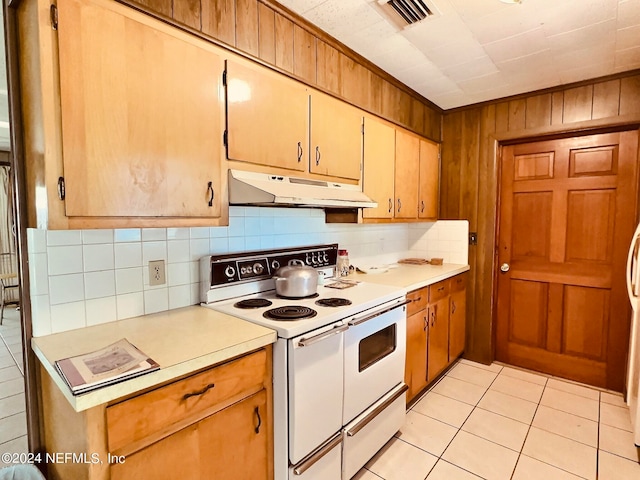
<box><xmin>253</xmin><ymin>263</ymin><xmax>264</xmax><ymax>275</ymax></box>
<box><xmin>322</xmin><ymin>253</ymin><xmax>329</xmax><ymax>263</ymax></box>
<box><xmin>305</xmin><ymin>253</ymin><xmax>312</xmax><ymax>265</ymax></box>
<box><xmin>271</xmin><ymin>260</ymin><xmax>280</xmax><ymax>271</ymax></box>
<box><xmin>224</xmin><ymin>265</ymin><xmax>236</xmax><ymax>278</ymax></box>
<box><xmin>311</xmin><ymin>253</ymin><xmax>318</xmax><ymax>265</ymax></box>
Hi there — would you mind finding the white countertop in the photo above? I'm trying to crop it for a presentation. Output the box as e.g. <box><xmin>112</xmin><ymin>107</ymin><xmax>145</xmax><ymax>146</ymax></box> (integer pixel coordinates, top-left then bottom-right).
<box><xmin>32</xmin><ymin>306</ymin><xmax>276</xmax><ymax>412</ymax></box>
<box><xmin>349</xmin><ymin>263</ymin><xmax>470</xmax><ymax>292</ymax></box>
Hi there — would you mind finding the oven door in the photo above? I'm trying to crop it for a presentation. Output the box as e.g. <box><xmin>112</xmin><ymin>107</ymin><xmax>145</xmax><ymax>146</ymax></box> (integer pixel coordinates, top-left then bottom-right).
<box><xmin>343</xmin><ymin>298</ymin><xmax>408</xmax><ymax>424</ymax></box>
<box><xmin>288</xmin><ymin>321</ymin><xmax>347</xmax><ymax>464</ymax></box>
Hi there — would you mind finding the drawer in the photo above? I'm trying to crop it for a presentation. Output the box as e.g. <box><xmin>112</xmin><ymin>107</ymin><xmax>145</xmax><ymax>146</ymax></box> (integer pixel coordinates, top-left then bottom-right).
<box><xmin>406</xmin><ymin>287</ymin><xmax>428</xmax><ymax>316</ymax></box>
<box><xmin>107</xmin><ymin>348</ymin><xmax>268</xmax><ymax>452</ymax></box>
<box><xmin>450</xmin><ymin>273</ymin><xmax>468</xmax><ymax>293</ymax></box>
<box><xmin>429</xmin><ymin>280</ymin><xmax>449</xmax><ymax>303</ymax></box>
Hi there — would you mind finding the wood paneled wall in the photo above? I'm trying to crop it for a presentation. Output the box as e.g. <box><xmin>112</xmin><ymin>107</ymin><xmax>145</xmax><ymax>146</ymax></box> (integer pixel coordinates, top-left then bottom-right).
<box><xmin>441</xmin><ymin>73</ymin><xmax>640</xmax><ymax>364</ymax></box>
<box><xmin>121</xmin><ymin>0</ymin><xmax>442</xmax><ymax>141</ymax></box>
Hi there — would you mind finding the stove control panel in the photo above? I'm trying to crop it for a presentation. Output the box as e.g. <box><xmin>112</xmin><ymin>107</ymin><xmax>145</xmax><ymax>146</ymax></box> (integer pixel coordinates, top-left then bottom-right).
<box><xmin>207</xmin><ymin>244</ymin><xmax>339</xmax><ymax>287</ymax></box>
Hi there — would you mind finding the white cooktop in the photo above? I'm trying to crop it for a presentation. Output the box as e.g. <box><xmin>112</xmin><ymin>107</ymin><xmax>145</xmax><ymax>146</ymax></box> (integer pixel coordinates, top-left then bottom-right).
<box><xmin>203</xmin><ymin>281</ymin><xmax>406</xmax><ymax>339</ymax></box>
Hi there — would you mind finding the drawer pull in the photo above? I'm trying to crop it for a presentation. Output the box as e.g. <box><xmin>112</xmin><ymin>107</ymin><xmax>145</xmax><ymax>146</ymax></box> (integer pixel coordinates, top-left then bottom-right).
<box><xmin>183</xmin><ymin>383</ymin><xmax>215</xmax><ymax>401</ymax></box>
<box><xmin>412</xmin><ymin>296</ymin><xmax>422</xmax><ymax>303</ymax></box>
<box><xmin>254</xmin><ymin>406</ymin><xmax>262</xmax><ymax>434</ymax></box>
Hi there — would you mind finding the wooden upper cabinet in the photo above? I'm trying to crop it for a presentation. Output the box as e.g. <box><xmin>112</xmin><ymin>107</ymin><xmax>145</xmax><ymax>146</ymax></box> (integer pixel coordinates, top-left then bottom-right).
<box><xmin>309</xmin><ymin>91</ymin><xmax>363</xmax><ymax>180</ymax></box>
<box><xmin>362</xmin><ymin>116</ymin><xmax>395</xmax><ymax>219</ymax></box>
<box><xmin>225</xmin><ymin>58</ymin><xmax>308</xmax><ymax>172</ymax></box>
<box><xmin>394</xmin><ymin>129</ymin><xmax>420</xmax><ymax>219</ymax></box>
<box><xmin>57</xmin><ymin>0</ymin><xmax>224</xmax><ymax>219</ymax></box>
<box><xmin>418</xmin><ymin>139</ymin><xmax>439</xmax><ymax>220</ymax></box>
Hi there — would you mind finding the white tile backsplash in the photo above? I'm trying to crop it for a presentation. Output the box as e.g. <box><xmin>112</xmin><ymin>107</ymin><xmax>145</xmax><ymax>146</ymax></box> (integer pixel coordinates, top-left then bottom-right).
<box><xmin>83</xmin><ymin>244</ymin><xmax>115</xmax><ymax>272</ymax></box>
<box><xmin>27</xmin><ymin>210</ymin><xmax>470</xmax><ymax>336</ymax></box>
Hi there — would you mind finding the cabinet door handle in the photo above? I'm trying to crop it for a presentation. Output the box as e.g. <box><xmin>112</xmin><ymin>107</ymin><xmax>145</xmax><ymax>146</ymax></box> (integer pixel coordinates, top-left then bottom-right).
<box><xmin>423</xmin><ymin>315</ymin><xmax>427</xmax><ymax>331</ymax></box>
<box><xmin>388</xmin><ymin>198</ymin><xmax>392</xmax><ymax>213</ymax></box>
<box><xmin>421</xmin><ymin>200</ymin><xmax>425</xmax><ymax>213</ymax></box>
<box><xmin>254</xmin><ymin>406</ymin><xmax>262</xmax><ymax>434</ymax></box>
<box><xmin>431</xmin><ymin>308</ymin><xmax>436</xmax><ymax>327</ymax></box>
<box><xmin>315</xmin><ymin>146</ymin><xmax>321</xmax><ymax>165</ymax></box>
<box><xmin>207</xmin><ymin>181</ymin><xmax>214</xmax><ymax>207</ymax></box>
<box><xmin>297</xmin><ymin>142</ymin><xmax>303</xmax><ymax>162</ymax></box>
<box><xmin>57</xmin><ymin>177</ymin><xmax>65</xmax><ymax>201</ymax></box>
<box><xmin>183</xmin><ymin>383</ymin><xmax>215</xmax><ymax>400</ymax></box>
<box><xmin>452</xmin><ymin>300</ymin><xmax>456</xmax><ymax>314</ymax></box>
<box><xmin>397</xmin><ymin>198</ymin><xmax>402</xmax><ymax>212</ymax></box>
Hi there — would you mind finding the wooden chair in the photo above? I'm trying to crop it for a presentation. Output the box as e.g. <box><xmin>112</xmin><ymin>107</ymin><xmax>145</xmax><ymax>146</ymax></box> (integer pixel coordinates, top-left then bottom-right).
<box><xmin>0</xmin><ymin>253</ymin><xmax>19</xmax><ymax>325</ymax></box>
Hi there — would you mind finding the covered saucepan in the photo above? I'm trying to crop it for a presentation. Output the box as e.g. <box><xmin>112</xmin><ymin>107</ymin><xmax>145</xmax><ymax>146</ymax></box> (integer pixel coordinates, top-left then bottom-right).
<box><xmin>273</xmin><ymin>259</ymin><xmax>318</xmax><ymax>298</ymax></box>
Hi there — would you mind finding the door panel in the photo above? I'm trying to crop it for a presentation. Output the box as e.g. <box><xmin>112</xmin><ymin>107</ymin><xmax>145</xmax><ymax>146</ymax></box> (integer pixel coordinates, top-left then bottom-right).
<box><xmin>362</xmin><ymin>117</ymin><xmax>395</xmax><ymax>219</ymax></box>
<box><xmin>496</xmin><ymin>131</ymin><xmax>639</xmax><ymax>391</ymax></box>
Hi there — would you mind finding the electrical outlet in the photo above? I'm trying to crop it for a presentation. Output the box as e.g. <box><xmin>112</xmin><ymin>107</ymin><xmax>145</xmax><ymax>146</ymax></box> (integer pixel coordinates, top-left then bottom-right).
<box><xmin>149</xmin><ymin>260</ymin><xmax>166</xmax><ymax>286</ymax></box>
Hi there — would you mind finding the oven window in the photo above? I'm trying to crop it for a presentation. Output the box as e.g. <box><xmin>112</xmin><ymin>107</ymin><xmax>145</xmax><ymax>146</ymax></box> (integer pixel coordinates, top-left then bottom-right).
<box><xmin>358</xmin><ymin>324</ymin><xmax>396</xmax><ymax>372</ymax></box>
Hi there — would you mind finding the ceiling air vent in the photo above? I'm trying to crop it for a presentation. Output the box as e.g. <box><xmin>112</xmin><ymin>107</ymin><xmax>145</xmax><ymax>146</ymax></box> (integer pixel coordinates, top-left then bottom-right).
<box><xmin>379</xmin><ymin>0</ymin><xmax>436</xmax><ymax>26</ymax></box>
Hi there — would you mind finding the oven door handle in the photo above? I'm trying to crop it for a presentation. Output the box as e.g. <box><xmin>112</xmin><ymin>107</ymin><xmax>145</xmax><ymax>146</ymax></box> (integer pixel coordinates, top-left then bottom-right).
<box><xmin>292</xmin><ymin>432</ymin><xmax>342</xmax><ymax>475</ymax></box>
<box><xmin>298</xmin><ymin>324</ymin><xmax>349</xmax><ymax>347</ymax></box>
<box><xmin>346</xmin><ymin>383</ymin><xmax>409</xmax><ymax>437</ymax></box>
<box><xmin>348</xmin><ymin>299</ymin><xmax>411</xmax><ymax>327</ymax></box>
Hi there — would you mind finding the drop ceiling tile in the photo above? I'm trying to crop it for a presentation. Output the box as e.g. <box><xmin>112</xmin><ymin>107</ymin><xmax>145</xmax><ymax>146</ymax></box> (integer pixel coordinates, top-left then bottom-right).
<box><xmin>615</xmin><ymin>45</ymin><xmax>640</xmax><ymax>70</ymax></box>
<box><xmin>465</xmin><ymin>7</ymin><xmax>542</xmax><ymax>44</ymax></box>
<box><xmin>447</xmin><ymin>0</ymin><xmax>511</xmax><ymax>20</ymax></box>
<box><xmin>304</xmin><ymin>0</ymin><xmax>383</xmax><ymax>36</ymax></box>
<box><xmin>546</xmin><ymin>20</ymin><xmax>617</xmax><ymax>53</ymax></box>
<box><xmin>538</xmin><ymin>0</ymin><xmax>618</xmax><ymax>37</ymax></box>
<box><xmin>458</xmin><ymin>72</ymin><xmax>508</xmax><ymax>95</ymax></box>
<box><xmin>496</xmin><ymin>50</ymin><xmax>556</xmax><ymax>75</ymax></box>
<box><xmin>482</xmin><ymin>27</ymin><xmax>549</xmax><ymax>64</ymax></box>
<box><xmin>559</xmin><ymin>62</ymin><xmax>615</xmax><ymax>84</ymax></box>
<box><xmin>617</xmin><ymin>25</ymin><xmax>640</xmax><ymax>50</ymax></box>
<box><xmin>276</xmin><ymin>0</ymin><xmax>328</xmax><ymax>15</ymax></box>
<box><xmin>618</xmin><ymin>0</ymin><xmax>640</xmax><ymax>29</ymax></box>
<box><xmin>422</xmin><ymin>39</ymin><xmax>488</xmax><ymax>69</ymax></box>
<box><xmin>441</xmin><ymin>56</ymin><xmax>499</xmax><ymax>83</ymax></box>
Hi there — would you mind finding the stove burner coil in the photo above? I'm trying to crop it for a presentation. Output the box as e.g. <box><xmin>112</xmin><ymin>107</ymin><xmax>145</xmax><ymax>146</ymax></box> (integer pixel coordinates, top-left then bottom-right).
<box><xmin>234</xmin><ymin>298</ymin><xmax>273</xmax><ymax>309</ymax></box>
<box><xmin>263</xmin><ymin>306</ymin><xmax>317</xmax><ymax>320</ymax></box>
<box><xmin>315</xmin><ymin>298</ymin><xmax>353</xmax><ymax>307</ymax></box>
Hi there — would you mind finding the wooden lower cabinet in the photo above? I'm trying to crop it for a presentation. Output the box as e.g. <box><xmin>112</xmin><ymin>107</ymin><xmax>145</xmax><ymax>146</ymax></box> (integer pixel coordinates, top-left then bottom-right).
<box><xmin>111</xmin><ymin>390</ymin><xmax>269</xmax><ymax>480</ymax></box>
<box><xmin>405</xmin><ymin>291</ymin><xmax>428</xmax><ymax>400</ymax></box>
<box><xmin>39</xmin><ymin>347</ymin><xmax>273</xmax><ymax>480</ymax></box>
<box><xmin>405</xmin><ymin>273</ymin><xmax>467</xmax><ymax>404</ymax></box>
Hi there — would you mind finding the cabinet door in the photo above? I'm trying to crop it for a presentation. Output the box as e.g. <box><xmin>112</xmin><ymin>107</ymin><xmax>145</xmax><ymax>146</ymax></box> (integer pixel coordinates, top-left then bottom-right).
<box><xmin>418</xmin><ymin>139</ymin><xmax>439</xmax><ymax>220</ymax></box>
<box><xmin>58</xmin><ymin>0</ymin><xmax>223</xmax><ymax>218</ymax></box>
<box><xmin>226</xmin><ymin>58</ymin><xmax>308</xmax><ymax>172</ymax></box>
<box><xmin>449</xmin><ymin>288</ymin><xmax>466</xmax><ymax>361</ymax></box>
<box><xmin>111</xmin><ymin>423</ymin><xmax>200</xmax><ymax>480</ymax></box>
<box><xmin>405</xmin><ymin>310</ymin><xmax>428</xmax><ymax>403</ymax></box>
<box><xmin>200</xmin><ymin>389</ymin><xmax>270</xmax><ymax>479</ymax></box>
<box><xmin>394</xmin><ymin>129</ymin><xmax>419</xmax><ymax>219</ymax></box>
<box><xmin>362</xmin><ymin>117</ymin><xmax>395</xmax><ymax>219</ymax></box>
<box><xmin>427</xmin><ymin>297</ymin><xmax>449</xmax><ymax>382</ymax></box>
<box><xmin>309</xmin><ymin>91</ymin><xmax>363</xmax><ymax>180</ymax></box>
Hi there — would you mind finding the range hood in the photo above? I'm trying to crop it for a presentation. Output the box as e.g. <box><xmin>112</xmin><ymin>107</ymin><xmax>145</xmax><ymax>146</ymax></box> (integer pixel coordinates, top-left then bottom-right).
<box><xmin>228</xmin><ymin>169</ymin><xmax>377</xmax><ymax>209</ymax></box>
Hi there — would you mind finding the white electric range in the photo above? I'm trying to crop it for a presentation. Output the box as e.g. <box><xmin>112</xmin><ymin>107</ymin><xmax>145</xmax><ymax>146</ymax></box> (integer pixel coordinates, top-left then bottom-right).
<box><xmin>200</xmin><ymin>244</ymin><xmax>409</xmax><ymax>480</ymax></box>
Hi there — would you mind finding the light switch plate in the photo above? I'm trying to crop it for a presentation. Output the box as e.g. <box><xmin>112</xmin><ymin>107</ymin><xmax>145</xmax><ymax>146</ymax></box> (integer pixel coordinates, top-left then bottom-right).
<box><xmin>149</xmin><ymin>260</ymin><xmax>166</xmax><ymax>286</ymax></box>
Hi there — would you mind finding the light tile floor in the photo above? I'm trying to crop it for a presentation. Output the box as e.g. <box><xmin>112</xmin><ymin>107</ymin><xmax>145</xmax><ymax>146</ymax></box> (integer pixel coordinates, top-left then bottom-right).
<box><xmin>356</xmin><ymin>359</ymin><xmax>640</xmax><ymax>480</ymax></box>
<box><xmin>0</xmin><ymin>307</ymin><xmax>28</xmax><ymax>468</ymax></box>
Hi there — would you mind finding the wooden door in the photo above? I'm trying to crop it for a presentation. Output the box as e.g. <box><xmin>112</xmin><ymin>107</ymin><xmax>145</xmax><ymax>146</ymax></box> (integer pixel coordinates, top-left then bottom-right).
<box><xmin>419</xmin><ymin>139</ymin><xmax>440</xmax><ymax>220</ymax></box>
<box><xmin>496</xmin><ymin>131</ymin><xmax>639</xmax><ymax>391</ymax></box>
<box><xmin>226</xmin><ymin>58</ymin><xmax>308</xmax><ymax>172</ymax></box>
<box><xmin>362</xmin><ymin>117</ymin><xmax>395</xmax><ymax>219</ymax></box>
<box><xmin>199</xmin><ymin>389</ymin><xmax>270</xmax><ymax>479</ymax></box>
<box><xmin>309</xmin><ymin>91</ymin><xmax>362</xmax><ymax>180</ymax></box>
<box><xmin>394</xmin><ymin>129</ymin><xmax>420</xmax><ymax>219</ymax></box>
<box><xmin>427</xmin><ymin>297</ymin><xmax>449</xmax><ymax>382</ymax></box>
<box><xmin>58</xmin><ymin>0</ymin><xmax>223</xmax><ymax>218</ymax></box>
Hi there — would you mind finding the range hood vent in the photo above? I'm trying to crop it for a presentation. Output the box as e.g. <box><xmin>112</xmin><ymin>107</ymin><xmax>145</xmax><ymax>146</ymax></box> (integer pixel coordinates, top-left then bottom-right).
<box><xmin>228</xmin><ymin>170</ymin><xmax>377</xmax><ymax>209</ymax></box>
<box><xmin>378</xmin><ymin>0</ymin><xmax>439</xmax><ymax>27</ymax></box>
